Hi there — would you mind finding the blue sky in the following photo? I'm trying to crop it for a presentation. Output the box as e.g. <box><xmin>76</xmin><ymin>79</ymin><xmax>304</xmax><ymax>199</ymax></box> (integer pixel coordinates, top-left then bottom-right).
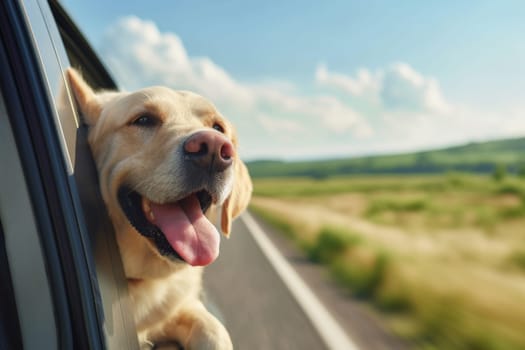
<box><xmin>62</xmin><ymin>1</ymin><xmax>525</xmax><ymax>160</ymax></box>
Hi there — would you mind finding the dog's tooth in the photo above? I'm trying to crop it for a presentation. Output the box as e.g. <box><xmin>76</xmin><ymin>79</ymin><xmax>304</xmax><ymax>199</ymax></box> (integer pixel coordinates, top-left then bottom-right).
<box><xmin>142</xmin><ymin>198</ymin><xmax>155</xmax><ymax>222</ymax></box>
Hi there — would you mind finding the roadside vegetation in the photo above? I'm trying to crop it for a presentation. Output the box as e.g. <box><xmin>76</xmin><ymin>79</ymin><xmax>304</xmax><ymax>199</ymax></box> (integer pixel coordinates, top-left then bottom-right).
<box><xmin>250</xmin><ymin>173</ymin><xmax>525</xmax><ymax>350</ymax></box>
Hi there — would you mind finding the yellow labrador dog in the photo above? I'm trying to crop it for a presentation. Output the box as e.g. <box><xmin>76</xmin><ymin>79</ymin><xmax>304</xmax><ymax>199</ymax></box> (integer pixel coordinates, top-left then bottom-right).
<box><xmin>67</xmin><ymin>69</ymin><xmax>252</xmax><ymax>349</ymax></box>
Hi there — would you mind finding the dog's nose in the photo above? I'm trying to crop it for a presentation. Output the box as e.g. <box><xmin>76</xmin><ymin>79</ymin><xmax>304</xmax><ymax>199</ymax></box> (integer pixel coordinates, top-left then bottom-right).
<box><xmin>183</xmin><ymin>130</ymin><xmax>234</xmax><ymax>171</ymax></box>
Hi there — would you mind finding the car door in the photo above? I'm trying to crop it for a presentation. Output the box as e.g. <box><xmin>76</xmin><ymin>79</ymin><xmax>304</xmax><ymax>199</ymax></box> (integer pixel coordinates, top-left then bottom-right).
<box><xmin>0</xmin><ymin>0</ymin><xmax>138</xmax><ymax>349</ymax></box>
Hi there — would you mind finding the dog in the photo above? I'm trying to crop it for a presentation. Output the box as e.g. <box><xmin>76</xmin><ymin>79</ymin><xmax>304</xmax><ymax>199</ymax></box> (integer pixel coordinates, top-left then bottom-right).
<box><xmin>67</xmin><ymin>68</ymin><xmax>252</xmax><ymax>349</ymax></box>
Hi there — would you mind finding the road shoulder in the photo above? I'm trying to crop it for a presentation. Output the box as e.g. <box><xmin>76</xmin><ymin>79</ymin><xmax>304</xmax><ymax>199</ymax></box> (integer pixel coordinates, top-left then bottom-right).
<box><xmin>248</xmin><ymin>211</ymin><xmax>410</xmax><ymax>350</ymax></box>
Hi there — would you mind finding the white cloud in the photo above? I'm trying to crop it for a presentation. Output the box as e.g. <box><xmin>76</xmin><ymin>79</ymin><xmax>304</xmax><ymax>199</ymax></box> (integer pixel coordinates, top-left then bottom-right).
<box><xmin>500</xmin><ymin>108</ymin><xmax>525</xmax><ymax>136</ymax></box>
<box><xmin>312</xmin><ymin>63</ymin><xmax>525</xmax><ymax>156</ymax></box>
<box><xmin>316</xmin><ymin>62</ymin><xmax>450</xmax><ymax>115</ymax></box>
<box><xmin>257</xmin><ymin>115</ymin><xmax>304</xmax><ymax>134</ymax></box>
<box><xmin>316</xmin><ymin>64</ymin><xmax>379</xmax><ymax>97</ymax></box>
<box><xmin>381</xmin><ymin>63</ymin><xmax>450</xmax><ymax>114</ymax></box>
<box><xmin>250</xmin><ymin>88</ymin><xmax>367</xmax><ymax>134</ymax></box>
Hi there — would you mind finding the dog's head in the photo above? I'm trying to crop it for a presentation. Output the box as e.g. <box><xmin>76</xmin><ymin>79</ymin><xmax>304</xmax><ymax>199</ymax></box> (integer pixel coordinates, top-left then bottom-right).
<box><xmin>67</xmin><ymin>69</ymin><xmax>252</xmax><ymax>277</ymax></box>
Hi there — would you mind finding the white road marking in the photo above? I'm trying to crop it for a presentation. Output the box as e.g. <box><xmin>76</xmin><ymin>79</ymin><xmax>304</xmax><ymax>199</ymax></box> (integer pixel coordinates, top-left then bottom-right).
<box><xmin>241</xmin><ymin>212</ymin><xmax>361</xmax><ymax>350</ymax></box>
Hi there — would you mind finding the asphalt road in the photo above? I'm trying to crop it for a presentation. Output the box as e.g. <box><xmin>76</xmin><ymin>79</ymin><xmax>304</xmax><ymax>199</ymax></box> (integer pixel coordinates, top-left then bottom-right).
<box><xmin>204</xmin><ymin>216</ymin><xmax>327</xmax><ymax>349</ymax></box>
<box><xmin>204</xmin><ymin>212</ymin><xmax>409</xmax><ymax>350</ymax></box>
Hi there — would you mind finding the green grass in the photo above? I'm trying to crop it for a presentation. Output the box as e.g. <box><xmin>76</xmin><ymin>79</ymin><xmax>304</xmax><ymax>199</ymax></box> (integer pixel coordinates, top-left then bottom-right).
<box><xmin>304</xmin><ymin>226</ymin><xmax>389</xmax><ymax>298</ymax></box>
<box><xmin>252</xmin><ymin>173</ymin><xmax>523</xmax><ymax>198</ymax></box>
<box><xmin>253</xmin><ymin>174</ymin><xmax>525</xmax><ymax>232</ymax></box>
<box><xmin>250</xmin><ymin>173</ymin><xmax>525</xmax><ymax>350</ymax></box>
<box><xmin>507</xmin><ymin>249</ymin><xmax>525</xmax><ymax>272</ymax></box>
<box><xmin>365</xmin><ymin>198</ymin><xmax>429</xmax><ymax>217</ymax></box>
<box><xmin>306</xmin><ymin>226</ymin><xmax>361</xmax><ymax>263</ymax></box>
<box><xmin>494</xmin><ymin>181</ymin><xmax>525</xmax><ymax>196</ymax></box>
<box><xmin>331</xmin><ymin>248</ymin><xmax>389</xmax><ymax>299</ymax></box>
<box><xmin>249</xmin><ymin>205</ymin><xmax>296</xmax><ymax>240</ymax></box>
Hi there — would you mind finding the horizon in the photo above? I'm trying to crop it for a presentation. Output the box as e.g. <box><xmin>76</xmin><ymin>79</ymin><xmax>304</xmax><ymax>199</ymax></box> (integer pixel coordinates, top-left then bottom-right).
<box><xmin>246</xmin><ymin>134</ymin><xmax>525</xmax><ymax>163</ymax></box>
<box><xmin>62</xmin><ymin>1</ymin><xmax>525</xmax><ymax>161</ymax></box>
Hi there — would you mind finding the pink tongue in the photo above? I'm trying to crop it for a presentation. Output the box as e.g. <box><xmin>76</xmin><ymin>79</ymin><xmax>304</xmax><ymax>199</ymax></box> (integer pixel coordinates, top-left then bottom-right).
<box><xmin>149</xmin><ymin>195</ymin><xmax>220</xmax><ymax>266</ymax></box>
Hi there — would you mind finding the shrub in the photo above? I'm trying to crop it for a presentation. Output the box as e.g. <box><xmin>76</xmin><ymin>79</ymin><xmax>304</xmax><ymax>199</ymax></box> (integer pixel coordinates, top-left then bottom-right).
<box><xmin>474</xmin><ymin>208</ymin><xmax>499</xmax><ymax>232</ymax></box>
<box><xmin>498</xmin><ymin>206</ymin><xmax>525</xmax><ymax>219</ymax></box>
<box><xmin>365</xmin><ymin>198</ymin><xmax>429</xmax><ymax>217</ymax></box>
<box><xmin>507</xmin><ymin>250</ymin><xmax>525</xmax><ymax>272</ymax></box>
<box><xmin>495</xmin><ymin>182</ymin><xmax>525</xmax><ymax>196</ymax></box>
<box><xmin>492</xmin><ymin>164</ymin><xmax>507</xmax><ymax>182</ymax></box>
<box><xmin>517</xmin><ymin>164</ymin><xmax>525</xmax><ymax>178</ymax></box>
<box><xmin>307</xmin><ymin>226</ymin><xmax>361</xmax><ymax>264</ymax></box>
<box><xmin>249</xmin><ymin>205</ymin><xmax>296</xmax><ymax>239</ymax></box>
<box><xmin>413</xmin><ymin>298</ymin><xmax>517</xmax><ymax>350</ymax></box>
<box><xmin>376</xmin><ymin>291</ymin><xmax>412</xmax><ymax>313</ymax></box>
<box><xmin>446</xmin><ymin>172</ymin><xmax>466</xmax><ymax>187</ymax></box>
<box><xmin>331</xmin><ymin>247</ymin><xmax>388</xmax><ymax>298</ymax></box>
<box><xmin>374</xmin><ymin>264</ymin><xmax>412</xmax><ymax>313</ymax></box>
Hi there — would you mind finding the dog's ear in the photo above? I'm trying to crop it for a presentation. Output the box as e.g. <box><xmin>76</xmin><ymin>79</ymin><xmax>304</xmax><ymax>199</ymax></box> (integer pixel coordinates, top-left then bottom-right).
<box><xmin>66</xmin><ymin>68</ymin><xmax>102</xmax><ymax>126</ymax></box>
<box><xmin>221</xmin><ymin>159</ymin><xmax>252</xmax><ymax>236</ymax></box>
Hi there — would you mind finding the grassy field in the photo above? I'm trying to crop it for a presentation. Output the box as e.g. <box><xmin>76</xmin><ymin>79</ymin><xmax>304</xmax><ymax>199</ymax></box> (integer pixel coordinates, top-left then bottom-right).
<box><xmin>250</xmin><ymin>174</ymin><xmax>525</xmax><ymax>350</ymax></box>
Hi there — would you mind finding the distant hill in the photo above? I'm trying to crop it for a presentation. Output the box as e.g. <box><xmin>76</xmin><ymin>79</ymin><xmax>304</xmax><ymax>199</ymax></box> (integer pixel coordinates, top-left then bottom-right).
<box><xmin>247</xmin><ymin>137</ymin><xmax>525</xmax><ymax>178</ymax></box>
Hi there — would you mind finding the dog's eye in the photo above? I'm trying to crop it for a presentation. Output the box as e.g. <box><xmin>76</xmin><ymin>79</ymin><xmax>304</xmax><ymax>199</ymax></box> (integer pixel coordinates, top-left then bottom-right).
<box><xmin>212</xmin><ymin>123</ymin><xmax>224</xmax><ymax>133</ymax></box>
<box><xmin>132</xmin><ymin>114</ymin><xmax>159</xmax><ymax>127</ymax></box>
